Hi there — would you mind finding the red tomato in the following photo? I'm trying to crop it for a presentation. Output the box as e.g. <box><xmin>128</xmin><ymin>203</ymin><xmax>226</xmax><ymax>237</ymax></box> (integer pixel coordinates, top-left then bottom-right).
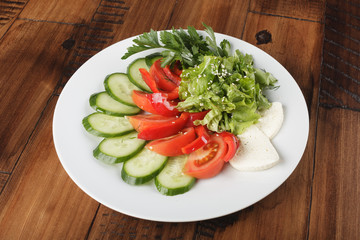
<box><xmin>150</xmin><ymin>59</ymin><xmax>177</xmax><ymax>91</ymax></box>
<box><xmin>146</xmin><ymin>127</ymin><xmax>196</xmax><ymax>156</ymax></box>
<box><xmin>136</xmin><ymin>112</ymin><xmax>189</xmax><ymax>140</ymax></box>
<box><xmin>218</xmin><ymin>132</ymin><xmax>239</xmax><ymax>162</ymax></box>
<box><xmin>127</xmin><ymin>114</ymin><xmax>178</xmax><ymax>132</ymax></box>
<box><xmin>183</xmin><ymin>134</ymin><xmax>227</xmax><ymax>179</ymax></box>
<box><xmin>185</xmin><ymin>111</ymin><xmax>209</xmax><ymax>127</ymax></box>
<box><xmin>181</xmin><ymin>125</ymin><xmax>210</xmax><ymax>154</ymax></box>
<box><xmin>131</xmin><ymin>90</ymin><xmax>159</xmax><ymax>115</ymax></box>
<box><xmin>150</xmin><ymin>93</ymin><xmax>179</xmax><ymax>117</ymax></box>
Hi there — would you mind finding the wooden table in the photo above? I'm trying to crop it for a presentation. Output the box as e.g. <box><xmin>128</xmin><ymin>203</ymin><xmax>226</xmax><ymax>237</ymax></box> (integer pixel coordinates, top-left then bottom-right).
<box><xmin>0</xmin><ymin>0</ymin><xmax>359</xmax><ymax>239</ymax></box>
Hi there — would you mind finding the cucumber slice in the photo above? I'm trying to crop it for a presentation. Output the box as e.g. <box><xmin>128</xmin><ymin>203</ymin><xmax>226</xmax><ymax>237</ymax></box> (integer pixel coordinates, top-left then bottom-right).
<box><xmin>155</xmin><ymin>155</ymin><xmax>196</xmax><ymax>196</ymax></box>
<box><xmin>127</xmin><ymin>58</ymin><xmax>151</xmax><ymax>92</ymax></box>
<box><xmin>93</xmin><ymin>131</ymin><xmax>146</xmax><ymax>164</ymax></box>
<box><xmin>145</xmin><ymin>53</ymin><xmax>162</xmax><ymax>68</ymax></box>
<box><xmin>104</xmin><ymin>73</ymin><xmax>140</xmax><ymax>107</ymax></box>
<box><xmin>90</xmin><ymin>91</ymin><xmax>140</xmax><ymax>116</ymax></box>
<box><xmin>82</xmin><ymin>112</ymin><xmax>134</xmax><ymax>137</ymax></box>
<box><xmin>121</xmin><ymin>148</ymin><xmax>168</xmax><ymax>185</ymax></box>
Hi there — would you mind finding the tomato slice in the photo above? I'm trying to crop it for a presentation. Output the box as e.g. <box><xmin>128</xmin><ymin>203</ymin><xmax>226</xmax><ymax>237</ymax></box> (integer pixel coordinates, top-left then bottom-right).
<box><xmin>181</xmin><ymin>125</ymin><xmax>210</xmax><ymax>154</ymax></box>
<box><xmin>218</xmin><ymin>132</ymin><xmax>239</xmax><ymax>162</ymax></box>
<box><xmin>183</xmin><ymin>134</ymin><xmax>227</xmax><ymax>179</ymax></box>
<box><xmin>146</xmin><ymin>127</ymin><xmax>196</xmax><ymax>156</ymax></box>
<box><xmin>150</xmin><ymin>59</ymin><xmax>177</xmax><ymax>91</ymax></box>
<box><xmin>131</xmin><ymin>90</ymin><xmax>159</xmax><ymax>115</ymax></box>
<box><xmin>150</xmin><ymin>92</ymin><xmax>179</xmax><ymax>117</ymax></box>
<box><xmin>185</xmin><ymin>110</ymin><xmax>209</xmax><ymax>127</ymax></box>
<box><xmin>137</xmin><ymin>112</ymin><xmax>189</xmax><ymax>140</ymax></box>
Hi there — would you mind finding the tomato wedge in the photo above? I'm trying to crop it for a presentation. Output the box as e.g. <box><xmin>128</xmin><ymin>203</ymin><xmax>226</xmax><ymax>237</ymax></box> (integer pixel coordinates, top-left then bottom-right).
<box><xmin>150</xmin><ymin>59</ymin><xmax>177</xmax><ymax>91</ymax></box>
<box><xmin>135</xmin><ymin>112</ymin><xmax>189</xmax><ymax>140</ymax></box>
<box><xmin>218</xmin><ymin>132</ymin><xmax>239</xmax><ymax>162</ymax></box>
<box><xmin>146</xmin><ymin>127</ymin><xmax>196</xmax><ymax>156</ymax></box>
<box><xmin>185</xmin><ymin>111</ymin><xmax>209</xmax><ymax>127</ymax></box>
<box><xmin>131</xmin><ymin>90</ymin><xmax>159</xmax><ymax>115</ymax></box>
<box><xmin>183</xmin><ymin>134</ymin><xmax>227</xmax><ymax>179</ymax></box>
<box><xmin>181</xmin><ymin>125</ymin><xmax>210</xmax><ymax>154</ymax></box>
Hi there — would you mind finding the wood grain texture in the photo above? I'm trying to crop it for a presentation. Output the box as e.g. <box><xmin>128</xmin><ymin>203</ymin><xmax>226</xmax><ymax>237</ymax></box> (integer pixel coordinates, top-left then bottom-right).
<box><xmin>88</xmin><ymin>205</ymin><xmax>197</xmax><ymax>239</ymax></box>
<box><xmin>0</xmin><ymin>173</ymin><xmax>9</xmax><ymax>193</ymax></box>
<box><xmin>0</xmin><ymin>20</ymin><xmax>83</xmax><ymax>172</ymax></box>
<box><xmin>167</xmin><ymin>0</ymin><xmax>249</xmax><ymax>38</ymax></box>
<box><xmin>308</xmin><ymin>108</ymin><xmax>360</xmax><ymax>239</ymax></box>
<box><xmin>18</xmin><ymin>0</ymin><xmax>100</xmax><ymax>24</ymax></box>
<box><xmin>250</xmin><ymin>0</ymin><xmax>325</xmax><ymax>22</ymax></box>
<box><xmin>0</xmin><ymin>96</ymin><xmax>99</xmax><ymax>240</ymax></box>
<box><xmin>0</xmin><ymin>0</ymin><xmax>28</xmax><ymax>39</ymax></box>
<box><xmin>319</xmin><ymin>0</ymin><xmax>360</xmax><ymax>110</ymax></box>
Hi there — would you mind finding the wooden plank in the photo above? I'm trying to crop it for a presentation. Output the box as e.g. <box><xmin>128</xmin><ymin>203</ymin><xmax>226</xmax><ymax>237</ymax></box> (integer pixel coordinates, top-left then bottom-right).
<box><xmin>0</xmin><ymin>0</ymin><xmax>28</xmax><ymax>39</ymax></box>
<box><xmin>319</xmin><ymin>1</ymin><xmax>360</xmax><ymax>110</ymax></box>
<box><xmin>87</xmin><ymin>205</ymin><xmax>196</xmax><ymax>239</ymax></box>
<box><xmin>0</xmin><ymin>20</ymin><xmax>84</xmax><ymax>172</ymax></box>
<box><xmin>0</xmin><ymin>173</ymin><xmax>9</xmax><ymax>193</ymax></box>
<box><xmin>308</xmin><ymin>108</ymin><xmax>360</xmax><ymax>239</ymax></box>
<box><xmin>250</xmin><ymin>0</ymin><xmax>325</xmax><ymax>22</ymax></box>
<box><xmin>18</xmin><ymin>0</ymin><xmax>100</xmax><ymax>24</ymax></box>
<box><xmin>0</xmin><ymin>96</ymin><xmax>99</xmax><ymax>239</ymax></box>
<box><xmin>167</xmin><ymin>0</ymin><xmax>249</xmax><ymax>38</ymax></box>
<box><xmin>202</xmin><ymin>13</ymin><xmax>322</xmax><ymax>239</ymax></box>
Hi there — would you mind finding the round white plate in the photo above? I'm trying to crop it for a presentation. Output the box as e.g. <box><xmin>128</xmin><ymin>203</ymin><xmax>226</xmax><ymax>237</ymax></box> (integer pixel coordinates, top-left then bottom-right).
<box><xmin>53</xmin><ymin>31</ymin><xmax>309</xmax><ymax>222</ymax></box>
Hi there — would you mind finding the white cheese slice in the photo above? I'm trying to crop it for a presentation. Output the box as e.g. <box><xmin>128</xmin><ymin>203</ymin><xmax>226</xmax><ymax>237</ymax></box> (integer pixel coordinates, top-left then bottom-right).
<box><xmin>255</xmin><ymin>102</ymin><xmax>284</xmax><ymax>139</ymax></box>
<box><xmin>229</xmin><ymin>125</ymin><xmax>280</xmax><ymax>171</ymax></box>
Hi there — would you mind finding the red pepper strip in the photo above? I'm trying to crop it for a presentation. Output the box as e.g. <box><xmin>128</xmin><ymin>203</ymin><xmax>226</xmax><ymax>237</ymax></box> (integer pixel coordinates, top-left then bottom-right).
<box><xmin>173</xmin><ymin>61</ymin><xmax>183</xmax><ymax>76</ymax></box>
<box><xmin>149</xmin><ymin>93</ymin><xmax>180</xmax><ymax>117</ymax></box>
<box><xmin>139</xmin><ymin>68</ymin><xmax>158</xmax><ymax>93</ymax></box>
<box><xmin>181</xmin><ymin>125</ymin><xmax>211</xmax><ymax>154</ymax></box>
<box><xmin>185</xmin><ymin>110</ymin><xmax>210</xmax><ymax>127</ymax></box>
<box><xmin>139</xmin><ymin>68</ymin><xmax>179</xmax><ymax>100</ymax></box>
<box><xmin>150</xmin><ymin>59</ymin><xmax>177</xmax><ymax>91</ymax></box>
<box><xmin>218</xmin><ymin>132</ymin><xmax>239</xmax><ymax>162</ymax></box>
<box><xmin>163</xmin><ymin>66</ymin><xmax>181</xmax><ymax>86</ymax></box>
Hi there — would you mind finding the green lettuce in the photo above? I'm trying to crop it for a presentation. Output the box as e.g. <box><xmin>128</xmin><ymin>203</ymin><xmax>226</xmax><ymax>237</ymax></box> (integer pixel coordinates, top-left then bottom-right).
<box><xmin>177</xmin><ymin>51</ymin><xmax>278</xmax><ymax>135</ymax></box>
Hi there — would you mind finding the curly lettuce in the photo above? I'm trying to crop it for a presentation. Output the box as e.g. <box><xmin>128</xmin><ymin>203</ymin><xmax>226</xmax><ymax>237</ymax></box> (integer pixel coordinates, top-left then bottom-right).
<box><xmin>177</xmin><ymin>50</ymin><xmax>278</xmax><ymax>135</ymax></box>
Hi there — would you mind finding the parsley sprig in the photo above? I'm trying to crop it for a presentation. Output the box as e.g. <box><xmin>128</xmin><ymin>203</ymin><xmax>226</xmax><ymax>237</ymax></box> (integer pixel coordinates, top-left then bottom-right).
<box><xmin>121</xmin><ymin>23</ymin><xmax>231</xmax><ymax>68</ymax></box>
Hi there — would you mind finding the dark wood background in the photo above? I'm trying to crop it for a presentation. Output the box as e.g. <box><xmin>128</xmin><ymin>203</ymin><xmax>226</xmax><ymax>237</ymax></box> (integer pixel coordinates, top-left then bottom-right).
<box><xmin>0</xmin><ymin>0</ymin><xmax>359</xmax><ymax>239</ymax></box>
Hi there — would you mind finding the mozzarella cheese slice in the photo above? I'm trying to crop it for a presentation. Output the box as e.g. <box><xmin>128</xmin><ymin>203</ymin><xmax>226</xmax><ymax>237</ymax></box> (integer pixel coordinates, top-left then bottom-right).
<box><xmin>229</xmin><ymin>125</ymin><xmax>280</xmax><ymax>171</ymax></box>
<box><xmin>255</xmin><ymin>102</ymin><xmax>284</xmax><ymax>139</ymax></box>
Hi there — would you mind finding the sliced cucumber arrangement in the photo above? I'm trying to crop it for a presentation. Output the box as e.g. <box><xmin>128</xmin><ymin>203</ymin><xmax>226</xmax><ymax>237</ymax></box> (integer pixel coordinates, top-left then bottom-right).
<box><xmin>83</xmin><ymin>55</ymin><xmax>196</xmax><ymax>195</ymax></box>
<box><xmin>127</xmin><ymin>58</ymin><xmax>152</xmax><ymax>92</ymax></box>
<box><xmin>121</xmin><ymin>148</ymin><xmax>168</xmax><ymax>185</ymax></box>
<box><xmin>90</xmin><ymin>91</ymin><xmax>140</xmax><ymax>116</ymax></box>
<box><xmin>104</xmin><ymin>73</ymin><xmax>140</xmax><ymax>107</ymax></box>
<box><xmin>155</xmin><ymin>155</ymin><xmax>196</xmax><ymax>196</ymax></box>
<box><xmin>93</xmin><ymin>131</ymin><xmax>146</xmax><ymax>164</ymax></box>
<box><xmin>82</xmin><ymin>112</ymin><xmax>134</xmax><ymax>137</ymax></box>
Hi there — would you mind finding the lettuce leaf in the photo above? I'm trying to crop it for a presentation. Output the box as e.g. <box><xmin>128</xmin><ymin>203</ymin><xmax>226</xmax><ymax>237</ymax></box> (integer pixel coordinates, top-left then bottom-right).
<box><xmin>177</xmin><ymin>52</ymin><xmax>278</xmax><ymax>135</ymax></box>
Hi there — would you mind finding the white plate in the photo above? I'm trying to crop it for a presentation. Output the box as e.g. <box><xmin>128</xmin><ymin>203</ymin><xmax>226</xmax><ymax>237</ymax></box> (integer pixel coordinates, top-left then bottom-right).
<box><xmin>53</xmin><ymin>31</ymin><xmax>309</xmax><ymax>222</ymax></box>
